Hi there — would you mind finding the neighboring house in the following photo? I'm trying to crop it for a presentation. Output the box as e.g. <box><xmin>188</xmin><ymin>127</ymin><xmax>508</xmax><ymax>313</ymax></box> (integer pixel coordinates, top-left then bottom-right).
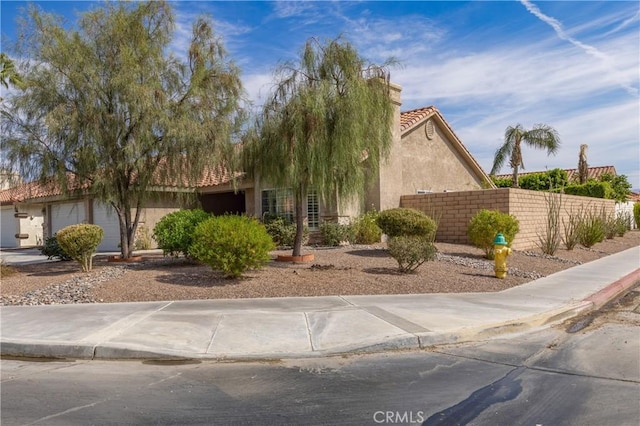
<box><xmin>495</xmin><ymin>165</ymin><xmax>618</xmax><ymax>183</ymax></box>
<box><xmin>0</xmin><ymin>83</ymin><xmax>494</xmax><ymax>249</ymax></box>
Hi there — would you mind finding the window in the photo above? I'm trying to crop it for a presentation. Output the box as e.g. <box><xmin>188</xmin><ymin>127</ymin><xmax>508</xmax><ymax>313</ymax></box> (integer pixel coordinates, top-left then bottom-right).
<box><xmin>307</xmin><ymin>190</ymin><xmax>319</xmax><ymax>230</ymax></box>
<box><xmin>261</xmin><ymin>189</ymin><xmax>294</xmax><ymax>222</ymax></box>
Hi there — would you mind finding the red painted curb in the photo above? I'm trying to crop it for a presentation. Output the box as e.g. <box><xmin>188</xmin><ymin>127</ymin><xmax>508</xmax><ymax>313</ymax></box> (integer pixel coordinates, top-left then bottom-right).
<box><xmin>583</xmin><ymin>268</ymin><xmax>640</xmax><ymax>309</ymax></box>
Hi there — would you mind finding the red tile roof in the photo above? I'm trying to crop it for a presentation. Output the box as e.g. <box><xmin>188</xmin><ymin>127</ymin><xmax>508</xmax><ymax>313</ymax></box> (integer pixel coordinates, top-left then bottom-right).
<box><xmin>400</xmin><ymin>106</ymin><xmax>438</xmax><ymax>132</ymax></box>
<box><xmin>495</xmin><ymin>166</ymin><xmax>617</xmax><ymax>182</ymax></box>
<box><xmin>0</xmin><ymin>165</ymin><xmax>239</xmax><ymax>205</ymax></box>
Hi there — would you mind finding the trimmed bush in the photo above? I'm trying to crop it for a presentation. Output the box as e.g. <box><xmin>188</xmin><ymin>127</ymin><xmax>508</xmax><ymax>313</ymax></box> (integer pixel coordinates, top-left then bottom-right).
<box><xmin>634</xmin><ymin>202</ymin><xmax>640</xmax><ymax>229</ymax></box>
<box><xmin>190</xmin><ymin>215</ymin><xmax>275</xmax><ymax>278</ymax></box>
<box><xmin>319</xmin><ymin>221</ymin><xmax>355</xmax><ymax>246</ymax></box>
<box><xmin>56</xmin><ymin>224</ymin><xmax>104</xmax><ymax>272</ymax></box>
<box><xmin>353</xmin><ymin>210</ymin><xmax>382</xmax><ymax>244</ymax></box>
<box><xmin>263</xmin><ymin>214</ymin><xmax>308</xmax><ymax>247</ymax></box>
<box><xmin>467</xmin><ymin>210</ymin><xmax>519</xmax><ymax>259</ymax></box>
<box><xmin>153</xmin><ymin>209</ymin><xmax>210</xmax><ymax>257</ymax></box>
<box><xmin>40</xmin><ymin>235</ymin><xmax>72</xmax><ymax>261</ymax></box>
<box><xmin>564</xmin><ymin>181</ymin><xmax>613</xmax><ymax>199</ymax></box>
<box><xmin>376</xmin><ymin>208</ymin><xmax>436</xmax><ymax>238</ymax></box>
<box><xmin>387</xmin><ymin>235</ymin><xmax>438</xmax><ymax>273</ymax></box>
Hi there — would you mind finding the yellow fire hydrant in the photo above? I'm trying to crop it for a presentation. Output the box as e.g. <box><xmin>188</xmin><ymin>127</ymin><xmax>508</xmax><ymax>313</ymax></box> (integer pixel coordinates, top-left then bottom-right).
<box><xmin>493</xmin><ymin>233</ymin><xmax>511</xmax><ymax>279</ymax></box>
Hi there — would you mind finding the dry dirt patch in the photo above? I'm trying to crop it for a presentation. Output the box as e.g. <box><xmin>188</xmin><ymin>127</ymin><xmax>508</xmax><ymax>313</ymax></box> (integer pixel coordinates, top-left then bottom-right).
<box><xmin>1</xmin><ymin>230</ymin><xmax>639</xmax><ymax>305</ymax></box>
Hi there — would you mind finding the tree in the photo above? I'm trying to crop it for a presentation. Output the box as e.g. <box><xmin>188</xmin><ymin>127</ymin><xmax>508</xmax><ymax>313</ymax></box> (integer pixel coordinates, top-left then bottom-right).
<box><xmin>490</xmin><ymin>124</ymin><xmax>561</xmax><ymax>188</ymax></box>
<box><xmin>243</xmin><ymin>37</ymin><xmax>395</xmax><ymax>257</ymax></box>
<box><xmin>1</xmin><ymin>1</ymin><xmax>244</xmax><ymax>259</ymax></box>
<box><xmin>0</xmin><ymin>53</ymin><xmax>24</xmax><ymax>101</ymax></box>
<box><xmin>578</xmin><ymin>144</ymin><xmax>588</xmax><ymax>184</ymax></box>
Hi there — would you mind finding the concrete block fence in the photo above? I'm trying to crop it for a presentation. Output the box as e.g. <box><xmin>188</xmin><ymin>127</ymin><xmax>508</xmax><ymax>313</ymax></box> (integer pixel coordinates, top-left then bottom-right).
<box><xmin>400</xmin><ymin>188</ymin><xmax>615</xmax><ymax>250</ymax></box>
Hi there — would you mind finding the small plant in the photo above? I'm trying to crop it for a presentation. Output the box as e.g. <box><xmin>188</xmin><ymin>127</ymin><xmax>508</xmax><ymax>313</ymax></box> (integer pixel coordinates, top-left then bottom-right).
<box><xmin>153</xmin><ymin>209</ymin><xmax>210</xmax><ymax>257</ymax></box>
<box><xmin>615</xmin><ymin>210</ymin><xmax>632</xmax><ymax>237</ymax></box>
<box><xmin>601</xmin><ymin>208</ymin><xmax>618</xmax><ymax>240</ymax></box>
<box><xmin>561</xmin><ymin>209</ymin><xmax>581</xmax><ymax>250</ymax></box>
<box><xmin>387</xmin><ymin>235</ymin><xmax>438</xmax><ymax>273</ymax></box>
<box><xmin>537</xmin><ymin>192</ymin><xmax>561</xmax><ymax>255</ymax></box>
<box><xmin>352</xmin><ymin>210</ymin><xmax>382</xmax><ymax>244</ymax></box>
<box><xmin>133</xmin><ymin>225</ymin><xmax>153</xmax><ymax>251</ymax></box>
<box><xmin>319</xmin><ymin>221</ymin><xmax>355</xmax><ymax>246</ymax></box>
<box><xmin>55</xmin><ymin>224</ymin><xmax>104</xmax><ymax>272</ymax></box>
<box><xmin>190</xmin><ymin>215</ymin><xmax>275</xmax><ymax>278</ymax></box>
<box><xmin>467</xmin><ymin>210</ymin><xmax>519</xmax><ymax>259</ymax></box>
<box><xmin>634</xmin><ymin>202</ymin><xmax>640</xmax><ymax>229</ymax></box>
<box><xmin>577</xmin><ymin>209</ymin><xmax>605</xmax><ymax>248</ymax></box>
<box><xmin>376</xmin><ymin>208</ymin><xmax>437</xmax><ymax>238</ymax></box>
<box><xmin>263</xmin><ymin>214</ymin><xmax>308</xmax><ymax>247</ymax></box>
<box><xmin>0</xmin><ymin>259</ymin><xmax>17</xmax><ymax>278</ymax></box>
<box><xmin>40</xmin><ymin>235</ymin><xmax>72</xmax><ymax>261</ymax></box>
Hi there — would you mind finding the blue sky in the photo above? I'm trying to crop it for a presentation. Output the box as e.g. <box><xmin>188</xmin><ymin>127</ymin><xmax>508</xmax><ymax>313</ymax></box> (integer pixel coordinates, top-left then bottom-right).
<box><xmin>2</xmin><ymin>1</ymin><xmax>639</xmax><ymax>188</ymax></box>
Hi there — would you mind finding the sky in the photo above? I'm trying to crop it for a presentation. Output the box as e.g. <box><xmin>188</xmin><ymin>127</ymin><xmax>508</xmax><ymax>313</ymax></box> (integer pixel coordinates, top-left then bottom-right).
<box><xmin>2</xmin><ymin>1</ymin><xmax>639</xmax><ymax>188</ymax></box>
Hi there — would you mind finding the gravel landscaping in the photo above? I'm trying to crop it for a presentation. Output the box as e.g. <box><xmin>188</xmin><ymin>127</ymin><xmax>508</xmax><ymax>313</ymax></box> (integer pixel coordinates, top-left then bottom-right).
<box><xmin>1</xmin><ymin>230</ymin><xmax>638</xmax><ymax>306</ymax></box>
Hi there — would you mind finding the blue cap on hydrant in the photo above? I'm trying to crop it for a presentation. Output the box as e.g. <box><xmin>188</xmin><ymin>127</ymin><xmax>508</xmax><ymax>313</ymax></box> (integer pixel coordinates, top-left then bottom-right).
<box><xmin>494</xmin><ymin>233</ymin><xmax>507</xmax><ymax>246</ymax></box>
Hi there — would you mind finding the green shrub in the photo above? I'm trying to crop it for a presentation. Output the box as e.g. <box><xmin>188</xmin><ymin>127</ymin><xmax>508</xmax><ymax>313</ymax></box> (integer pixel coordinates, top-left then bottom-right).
<box><xmin>319</xmin><ymin>221</ymin><xmax>355</xmax><ymax>246</ymax></box>
<box><xmin>262</xmin><ymin>214</ymin><xmax>308</xmax><ymax>247</ymax></box>
<box><xmin>467</xmin><ymin>210</ymin><xmax>519</xmax><ymax>259</ymax></box>
<box><xmin>561</xmin><ymin>210</ymin><xmax>581</xmax><ymax>250</ymax></box>
<box><xmin>564</xmin><ymin>181</ymin><xmax>613</xmax><ymax>199</ymax></box>
<box><xmin>376</xmin><ymin>208</ymin><xmax>436</xmax><ymax>238</ymax></box>
<box><xmin>190</xmin><ymin>215</ymin><xmax>275</xmax><ymax>278</ymax></box>
<box><xmin>353</xmin><ymin>211</ymin><xmax>382</xmax><ymax>244</ymax></box>
<box><xmin>491</xmin><ymin>176</ymin><xmax>512</xmax><ymax>188</ymax></box>
<box><xmin>56</xmin><ymin>224</ymin><xmax>104</xmax><ymax>272</ymax></box>
<box><xmin>602</xmin><ymin>210</ymin><xmax>618</xmax><ymax>240</ymax></box>
<box><xmin>519</xmin><ymin>172</ymin><xmax>551</xmax><ymax>191</ymax></box>
<box><xmin>577</xmin><ymin>210</ymin><xmax>605</xmax><ymax>248</ymax></box>
<box><xmin>387</xmin><ymin>236</ymin><xmax>438</xmax><ymax>273</ymax></box>
<box><xmin>153</xmin><ymin>209</ymin><xmax>210</xmax><ymax>257</ymax></box>
<box><xmin>537</xmin><ymin>193</ymin><xmax>561</xmax><ymax>255</ymax></box>
<box><xmin>634</xmin><ymin>203</ymin><xmax>640</xmax><ymax>228</ymax></box>
<box><xmin>615</xmin><ymin>211</ymin><xmax>631</xmax><ymax>237</ymax></box>
<box><xmin>40</xmin><ymin>235</ymin><xmax>72</xmax><ymax>261</ymax></box>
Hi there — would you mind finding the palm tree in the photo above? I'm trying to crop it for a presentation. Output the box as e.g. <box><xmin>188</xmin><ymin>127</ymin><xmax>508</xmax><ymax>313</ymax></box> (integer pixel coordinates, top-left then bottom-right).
<box><xmin>490</xmin><ymin>124</ymin><xmax>560</xmax><ymax>188</ymax></box>
<box><xmin>578</xmin><ymin>144</ymin><xmax>588</xmax><ymax>184</ymax></box>
<box><xmin>0</xmin><ymin>53</ymin><xmax>24</xmax><ymax>90</ymax></box>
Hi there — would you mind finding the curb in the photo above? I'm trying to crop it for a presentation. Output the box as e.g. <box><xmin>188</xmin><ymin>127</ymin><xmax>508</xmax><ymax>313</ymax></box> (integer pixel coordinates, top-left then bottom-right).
<box><xmin>583</xmin><ymin>269</ymin><xmax>640</xmax><ymax>309</ymax></box>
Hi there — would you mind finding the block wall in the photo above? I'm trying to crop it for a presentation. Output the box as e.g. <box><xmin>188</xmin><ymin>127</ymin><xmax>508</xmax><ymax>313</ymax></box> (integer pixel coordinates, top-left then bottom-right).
<box><xmin>401</xmin><ymin>188</ymin><xmax>615</xmax><ymax>250</ymax></box>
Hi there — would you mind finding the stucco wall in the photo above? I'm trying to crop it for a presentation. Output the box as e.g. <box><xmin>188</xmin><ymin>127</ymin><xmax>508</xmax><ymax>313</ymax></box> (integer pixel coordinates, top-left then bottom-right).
<box><xmin>400</xmin><ymin>121</ymin><xmax>486</xmax><ymax>193</ymax></box>
<box><xmin>401</xmin><ymin>188</ymin><xmax>615</xmax><ymax>250</ymax></box>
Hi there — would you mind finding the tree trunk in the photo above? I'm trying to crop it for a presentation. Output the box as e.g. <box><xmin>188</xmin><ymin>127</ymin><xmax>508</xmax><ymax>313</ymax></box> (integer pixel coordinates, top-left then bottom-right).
<box><xmin>292</xmin><ymin>187</ymin><xmax>305</xmax><ymax>257</ymax></box>
<box><xmin>511</xmin><ymin>166</ymin><xmax>519</xmax><ymax>188</ymax></box>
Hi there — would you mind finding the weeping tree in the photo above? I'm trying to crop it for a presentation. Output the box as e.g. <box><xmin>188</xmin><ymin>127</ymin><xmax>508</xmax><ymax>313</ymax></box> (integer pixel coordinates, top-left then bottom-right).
<box><xmin>1</xmin><ymin>1</ymin><xmax>244</xmax><ymax>259</ymax></box>
<box><xmin>243</xmin><ymin>37</ymin><xmax>395</xmax><ymax>257</ymax></box>
<box><xmin>490</xmin><ymin>124</ymin><xmax>561</xmax><ymax>188</ymax></box>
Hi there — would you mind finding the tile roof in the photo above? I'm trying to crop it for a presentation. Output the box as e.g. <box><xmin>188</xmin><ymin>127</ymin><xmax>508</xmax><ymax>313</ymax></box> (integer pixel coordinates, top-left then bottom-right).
<box><xmin>400</xmin><ymin>106</ymin><xmax>438</xmax><ymax>132</ymax></box>
<box><xmin>495</xmin><ymin>165</ymin><xmax>617</xmax><ymax>182</ymax></box>
<box><xmin>0</xmin><ymin>165</ymin><xmax>239</xmax><ymax>205</ymax></box>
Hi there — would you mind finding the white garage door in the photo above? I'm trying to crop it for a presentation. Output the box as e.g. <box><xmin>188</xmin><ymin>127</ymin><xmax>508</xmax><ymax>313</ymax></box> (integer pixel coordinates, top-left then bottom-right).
<box><xmin>0</xmin><ymin>206</ymin><xmax>17</xmax><ymax>248</ymax></box>
<box><xmin>51</xmin><ymin>201</ymin><xmax>86</xmax><ymax>235</ymax></box>
<box><xmin>92</xmin><ymin>202</ymin><xmax>121</xmax><ymax>252</ymax></box>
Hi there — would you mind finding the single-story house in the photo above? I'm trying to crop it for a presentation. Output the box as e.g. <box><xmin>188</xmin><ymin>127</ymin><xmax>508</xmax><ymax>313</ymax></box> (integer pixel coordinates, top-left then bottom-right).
<box><xmin>0</xmin><ymin>83</ymin><xmax>494</xmax><ymax>250</ymax></box>
<box><xmin>495</xmin><ymin>165</ymin><xmax>618</xmax><ymax>183</ymax></box>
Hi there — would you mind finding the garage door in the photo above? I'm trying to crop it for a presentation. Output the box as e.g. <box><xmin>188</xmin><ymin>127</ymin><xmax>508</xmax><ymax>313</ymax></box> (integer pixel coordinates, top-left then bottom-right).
<box><xmin>51</xmin><ymin>201</ymin><xmax>86</xmax><ymax>235</ymax></box>
<box><xmin>92</xmin><ymin>202</ymin><xmax>121</xmax><ymax>252</ymax></box>
<box><xmin>0</xmin><ymin>206</ymin><xmax>17</xmax><ymax>247</ymax></box>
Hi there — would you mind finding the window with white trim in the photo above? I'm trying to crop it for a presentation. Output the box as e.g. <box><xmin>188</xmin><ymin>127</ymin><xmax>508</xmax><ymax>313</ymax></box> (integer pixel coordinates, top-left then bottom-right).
<box><xmin>261</xmin><ymin>189</ymin><xmax>294</xmax><ymax>222</ymax></box>
<box><xmin>307</xmin><ymin>190</ymin><xmax>319</xmax><ymax>230</ymax></box>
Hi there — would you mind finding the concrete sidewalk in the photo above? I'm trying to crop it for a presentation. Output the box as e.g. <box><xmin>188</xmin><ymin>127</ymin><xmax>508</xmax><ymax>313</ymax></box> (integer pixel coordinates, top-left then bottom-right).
<box><xmin>1</xmin><ymin>246</ymin><xmax>638</xmax><ymax>361</ymax></box>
